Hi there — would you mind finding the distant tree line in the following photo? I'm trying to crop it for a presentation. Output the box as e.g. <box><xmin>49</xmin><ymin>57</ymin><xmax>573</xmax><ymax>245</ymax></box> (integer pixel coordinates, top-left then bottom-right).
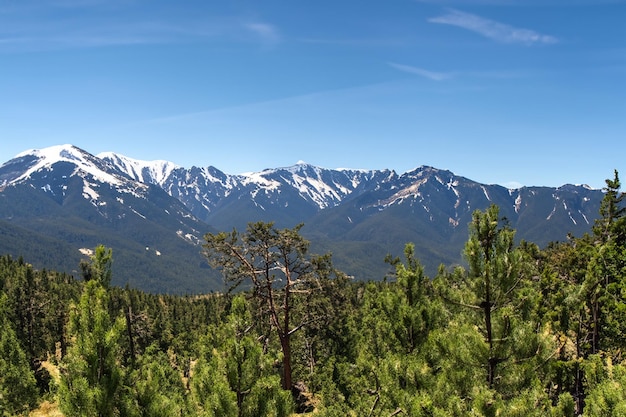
<box><xmin>1</xmin><ymin>171</ymin><xmax>626</xmax><ymax>416</ymax></box>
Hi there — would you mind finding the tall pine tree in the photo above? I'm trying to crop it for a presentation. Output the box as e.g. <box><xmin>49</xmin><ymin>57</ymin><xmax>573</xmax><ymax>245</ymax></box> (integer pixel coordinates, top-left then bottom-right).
<box><xmin>58</xmin><ymin>247</ymin><xmax>130</xmax><ymax>417</ymax></box>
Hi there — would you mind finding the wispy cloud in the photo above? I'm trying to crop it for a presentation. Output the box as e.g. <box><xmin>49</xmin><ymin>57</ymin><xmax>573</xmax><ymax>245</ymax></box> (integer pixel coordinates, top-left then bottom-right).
<box><xmin>429</xmin><ymin>9</ymin><xmax>558</xmax><ymax>45</ymax></box>
<box><xmin>244</xmin><ymin>22</ymin><xmax>280</xmax><ymax>44</ymax></box>
<box><xmin>0</xmin><ymin>20</ymin><xmax>177</xmax><ymax>52</ymax></box>
<box><xmin>0</xmin><ymin>11</ymin><xmax>282</xmax><ymax>53</ymax></box>
<box><xmin>388</xmin><ymin>62</ymin><xmax>452</xmax><ymax>81</ymax></box>
<box><xmin>389</xmin><ymin>62</ymin><xmax>536</xmax><ymax>81</ymax></box>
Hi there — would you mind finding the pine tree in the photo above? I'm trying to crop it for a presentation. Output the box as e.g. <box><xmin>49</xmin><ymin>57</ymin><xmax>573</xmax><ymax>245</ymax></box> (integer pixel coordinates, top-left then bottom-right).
<box><xmin>190</xmin><ymin>294</ymin><xmax>293</xmax><ymax>417</ymax></box>
<box><xmin>127</xmin><ymin>344</ymin><xmax>189</xmax><ymax>416</ymax></box>
<box><xmin>313</xmin><ymin>245</ymin><xmax>442</xmax><ymax>415</ymax></box>
<box><xmin>583</xmin><ymin>355</ymin><xmax>626</xmax><ymax>416</ymax></box>
<box><xmin>189</xmin><ymin>347</ymin><xmax>239</xmax><ymax>417</ymax></box>
<box><xmin>79</xmin><ymin>245</ymin><xmax>113</xmax><ymax>288</ymax></box>
<box><xmin>594</xmin><ymin>170</ymin><xmax>626</xmax><ymax>244</ymax></box>
<box><xmin>438</xmin><ymin>205</ymin><xmax>545</xmax><ymax>389</ymax></box>
<box><xmin>203</xmin><ymin>222</ymin><xmax>341</xmax><ymax>391</ymax></box>
<box><xmin>431</xmin><ymin>205</ymin><xmax>555</xmax><ymax>412</ymax></box>
<box><xmin>384</xmin><ymin>243</ymin><xmax>441</xmax><ymax>353</ymax></box>
<box><xmin>0</xmin><ymin>293</ymin><xmax>38</xmax><ymax>416</ymax></box>
<box><xmin>58</xmin><ymin>247</ymin><xmax>129</xmax><ymax>417</ymax></box>
<box><xmin>584</xmin><ymin>169</ymin><xmax>626</xmax><ymax>355</ymax></box>
<box><xmin>533</xmin><ymin>171</ymin><xmax>626</xmax><ymax>414</ymax></box>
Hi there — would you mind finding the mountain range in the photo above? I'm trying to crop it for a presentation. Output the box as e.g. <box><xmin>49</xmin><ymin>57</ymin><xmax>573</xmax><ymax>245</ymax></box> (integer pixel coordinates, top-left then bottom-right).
<box><xmin>0</xmin><ymin>144</ymin><xmax>604</xmax><ymax>293</ymax></box>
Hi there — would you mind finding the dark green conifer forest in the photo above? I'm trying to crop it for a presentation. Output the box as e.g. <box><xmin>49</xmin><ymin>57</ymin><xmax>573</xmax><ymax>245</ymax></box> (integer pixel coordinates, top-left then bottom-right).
<box><xmin>1</xmin><ymin>171</ymin><xmax>626</xmax><ymax>416</ymax></box>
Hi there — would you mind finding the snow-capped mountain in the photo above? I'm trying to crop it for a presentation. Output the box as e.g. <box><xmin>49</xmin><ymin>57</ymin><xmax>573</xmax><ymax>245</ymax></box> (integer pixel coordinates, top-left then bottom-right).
<box><xmin>98</xmin><ymin>153</ymin><xmax>394</xmax><ymax>230</ymax></box>
<box><xmin>0</xmin><ymin>144</ymin><xmax>606</xmax><ymax>293</ymax></box>
<box><xmin>0</xmin><ymin>145</ymin><xmax>200</xmax><ymax>233</ymax></box>
<box><xmin>304</xmin><ymin>166</ymin><xmax>601</xmax><ymax>274</ymax></box>
<box><xmin>0</xmin><ymin>145</ymin><xmax>215</xmax><ymax>293</ymax></box>
<box><xmin>95</xmin><ymin>148</ymin><xmax>601</xmax><ymax>236</ymax></box>
<box><xmin>96</xmin><ymin>151</ymin><xmax>180</xmax><ymax>185</ymax></box>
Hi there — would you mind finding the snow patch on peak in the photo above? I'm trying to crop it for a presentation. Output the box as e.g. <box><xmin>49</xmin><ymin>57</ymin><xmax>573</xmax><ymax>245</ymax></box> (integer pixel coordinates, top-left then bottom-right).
<box><xmin>240</xmin><ymin>171</ymin><xmax>281</xmax><ymax>191</ymax></box>
<box><xmin>446</xmin><ymin>178</ymin><xmax>459</xmax><ymax>189</ymax></box>
<box><xmin>379</xmin><ymin>177</ymin><xmax>428</xmax><ymax>208</ymax></box>
<box><xmin>337</xmin><ymin>166</ymin><xmax>390</xmax><ymax>177</ymax></box>
<box><xmin>282</xmin><ymin>161</ymin><xmax>322</xmax><ymax>176</ymax></box>
<box><xmin>514</xmin><ymin>193</ymin><xmax>522</xmax><ymax>213</ymax></box>
<box><xmin>234</xmin><ymin>163</ymin><xmax>375</xmax><ymax>209</ymax></box>
<box><xmin>17</xmin><ymin>144</ymin><xmax>83</xmax><ymax>162</ymax></box>
<box><xmin>481</xmin><ymin>186</ymin><xmax>491</xmax><ymax>201</ymax></box>
<box><xmin>290</xmin><ymin>173</ymin><xmax>344</xmax><ymax>208</ymax></box>
<box><xmin>557</xmin><ymin>183</ymin><xmax>596</xmax><ymax>192</ymax></box>
<box><xmin>13</xmin><ymin>144</ymin><xmax>123</xmax><ymax>186</ymax></box>
<box><xmin>98</xmin><ymin>152</ymin><xmax>180</xmax><ymax>185</ymax></box>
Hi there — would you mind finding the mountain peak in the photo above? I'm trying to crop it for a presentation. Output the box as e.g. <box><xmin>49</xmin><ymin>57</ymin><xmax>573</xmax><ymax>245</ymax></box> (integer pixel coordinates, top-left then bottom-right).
<box><xmin>284</xmin><ymin>161</ymin><xmax>322</xmax><ymax>175</ymax></box>
<box><xmin>97</xmin><ymin>152</ymin><xmax>180</xmax><ymax>185</ymax></box>
<box><xmin>404</xmin><ymin>165</ymin><xmax>443</xmax><ymax>176</ymax></box>
<box><xmin>16</xmin><ymin>144</ymin><xmax>87</xmax><ymax>162</ymax></box>
<box><xmin>4</xmin><ymin>144</ymin><xmax>124</xmax><ymax>187</ymax></box>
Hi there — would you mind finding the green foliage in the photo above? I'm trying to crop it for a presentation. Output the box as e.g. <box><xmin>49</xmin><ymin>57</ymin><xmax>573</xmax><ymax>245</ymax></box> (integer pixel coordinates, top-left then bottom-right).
<box><xmin>530</xmin><ymin>171</ymin><xmax>626</xmax><ymax>415</ymax></box>
<box><xmin>126</xmin><ymin>344</ymin><xmax>189</xmax><ymax>416</ymax></box>
<box><xmin>0</xmin><ymin>255</ymin><xmax>79</xmax><ymax>361</ymax></box>
<box><xmin>583</xmin><ymin>356</ymin><xmax>626</xmax><ymax>417</ymax></box>
<box><xmin>189</xmin><ymin>347</ymin><xmax>239</xmax><ymax>417</ymax></box>
<box><xmin>190</xmin><ymin>294</ymin><xmax>294</xmax><ymax>417</ymax></box>
<box><xmin>594</xmin><ymin>170</ymin><xmax>626</xmax><ymax>244</ymax></box>
<box><xmin>80</xmin><ymin>244</ymin><xmax>113</xmax><ymax>287</ymax></box>
<box><xmin>58</xmin><ymin>279</ymin><xmax>128</xmax><ymax>417</ymax></box>
<box><xmin>383</xmin><ymin>243</ymin><xmax>443</xmax><ymax>352</ymax></box>
<box><xmin>434</xmin><ymin>205</ymin><xmax>552</xmax><ymax>395</ymax></box>
<box><xmin>0</xmin><ymin>293</ymin><xmax>38</xmax><ymax>416</ymax></box>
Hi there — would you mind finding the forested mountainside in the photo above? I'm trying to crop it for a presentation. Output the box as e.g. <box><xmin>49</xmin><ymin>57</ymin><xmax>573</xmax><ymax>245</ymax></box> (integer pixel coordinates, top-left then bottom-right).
<box><xmin>1</xmin><ymin>171</ymin><xmax>625</xmax><ymax>416</ymax></box>
<box><xmin>0</xmin><ymin>145</ymin><xmax>604</xmax><ymax>293</ymax></box>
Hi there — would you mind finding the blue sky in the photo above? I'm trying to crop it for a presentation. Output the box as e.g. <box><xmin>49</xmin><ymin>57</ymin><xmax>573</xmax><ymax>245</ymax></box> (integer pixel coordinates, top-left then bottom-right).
<box><xmin>1</xmin><ymin>0</ymin><xmax>624</xmax><ymax>189</ymax></box>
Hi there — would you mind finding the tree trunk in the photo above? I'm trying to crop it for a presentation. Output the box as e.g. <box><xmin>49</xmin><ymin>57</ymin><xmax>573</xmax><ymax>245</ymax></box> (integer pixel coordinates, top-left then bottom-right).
<box><xmin>124</xmin><ymin>304</ymin><xmax>135</xmax><ymax>365</ymax></box>
<box><xmin>484</xmin><ymin>258</ymin><xmax>495</xmax><ymax>389</ymax></box>
<box><xmin>282</xmin><ymin>282</ymin><xmax>292</xmax><ymax>390</ymax></box>
<box><xmin>484</xmin><ymin>298</ymin><xmax>495</xmax><ymax>388</ymax></box>
<box><xmin>281</xmin><ymin>334</ymin><xmax>292</xmax><ymax>390</ymax></box>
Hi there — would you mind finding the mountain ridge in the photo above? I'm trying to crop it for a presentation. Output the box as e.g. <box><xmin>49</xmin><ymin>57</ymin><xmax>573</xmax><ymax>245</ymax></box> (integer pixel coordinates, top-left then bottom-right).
<box><xmin>0</xmin><ymin>144</ymin><xmax>605</xmax><ymax>293</ymax></box>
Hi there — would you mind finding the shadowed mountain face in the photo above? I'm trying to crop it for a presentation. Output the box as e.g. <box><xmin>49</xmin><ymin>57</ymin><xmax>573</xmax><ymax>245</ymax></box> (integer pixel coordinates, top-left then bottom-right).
<box><xmin>0</xmin><ymin>145</ymin><xmax>603</xmax><ymax>293</ymax></box>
